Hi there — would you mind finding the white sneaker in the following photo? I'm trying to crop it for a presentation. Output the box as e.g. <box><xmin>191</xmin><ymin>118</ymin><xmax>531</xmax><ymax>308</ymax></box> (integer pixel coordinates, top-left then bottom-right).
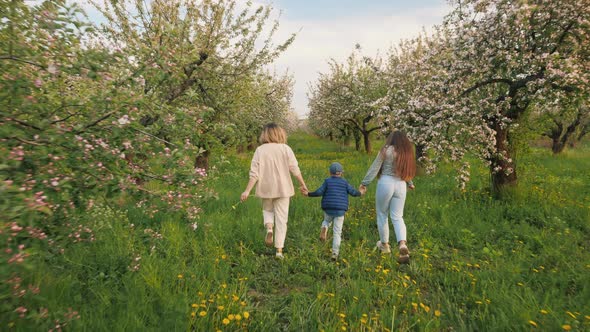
<box><xmin>275</xmin><ymin>252</ymin><xmax>284</xmax><ymax>259</ymax></box>
<box><xmin>376</xmin><ymin>241</ymin><xmax>391</xmax><ymax>254</ymax></box>
<box><xmin>331</xmin><ymin>252</ymin><xmax>339</xmax><ymax>260</ymax></box>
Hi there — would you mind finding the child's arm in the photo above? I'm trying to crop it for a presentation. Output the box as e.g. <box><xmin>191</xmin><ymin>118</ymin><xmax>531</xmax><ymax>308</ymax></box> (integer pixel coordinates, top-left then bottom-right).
<box><xmin>307</xmin><ymin>180</ymin><xmax>327</xmax><ymax>197</ymax></box>
<box><xmin>407</xmin><ymin>180</ymin><xmax>415</xmax><ymax>190</ymax></box>
<box><xmin>346</xmin><ymin>182</ymin><xmax>362</xmax><ymax>197</ymax></box>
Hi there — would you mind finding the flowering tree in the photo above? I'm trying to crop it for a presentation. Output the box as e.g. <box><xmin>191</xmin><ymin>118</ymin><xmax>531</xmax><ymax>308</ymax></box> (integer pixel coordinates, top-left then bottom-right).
<box><xmin>1</xmin><ymin>0</ymin><xmax>294</xmax><ymax>326</ymax></box>
<box><xmin>540</xmin><ymin>99</ymin><xmax>590</xmax><ymax>153</ymax></box>
<box><xmin>0</xmin><ymin>0</ymin><xmax>209</xmax><ymax>326</ymax></box>
<box><xmin>308</xmin><ymin>51</ymin><xmax>390</xmax><ymax>153</ymax></box>
<box><xmin>232</xmin><ymin>71</ymin><xmax>295</xmax><ymax>152</ymax></box>
<box><xmin>92</xmin><ymin>0</ymin><xmax>295</xmax><ymax>168</ymax></box>
<box><xmin>439</xmin><ymin>0</ymin><xmax>590</xmax><ymax>191</ymax></box>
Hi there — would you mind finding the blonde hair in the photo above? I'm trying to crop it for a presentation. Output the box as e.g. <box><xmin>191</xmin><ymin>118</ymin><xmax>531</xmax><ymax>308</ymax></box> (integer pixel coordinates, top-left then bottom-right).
<box><xmin>382</xmin><ymin>131</ymin><xmax>416</xmax><ymax>181</ymax></box>
<box><xmin>259</xmin><ymin>123</ymin><xmax>287</xmax><ymax>144</ymax></box>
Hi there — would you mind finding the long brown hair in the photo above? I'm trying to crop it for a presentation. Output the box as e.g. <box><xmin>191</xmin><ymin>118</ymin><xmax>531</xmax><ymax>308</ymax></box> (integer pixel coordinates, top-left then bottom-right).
<box><xmin>382</xmin><ymin>131</ymin><xmax>416</xmax><ymax>181</ymax></box>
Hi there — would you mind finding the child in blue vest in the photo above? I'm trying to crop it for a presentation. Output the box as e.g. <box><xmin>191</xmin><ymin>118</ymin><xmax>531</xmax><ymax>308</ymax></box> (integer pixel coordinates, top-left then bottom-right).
<box><xmin>302</xmin><ymin>162</ymin><xmax>362</xmax><ymax>260</ymax></box>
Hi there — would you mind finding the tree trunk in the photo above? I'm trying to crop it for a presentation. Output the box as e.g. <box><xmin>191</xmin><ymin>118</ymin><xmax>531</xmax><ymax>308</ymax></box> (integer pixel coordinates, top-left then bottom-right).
<box><xmin>195</xmin><ymin>150</ymin><xmax>210</xmax><ymax>170</ymax></box>
<box><xmin>552</xmin><ymin>136</ymin><xmax>566</xmax><ymax>154</ymax></box>
<box><xmin>353</xmin><ymin>130</ymin><xmax>361</xmax><ymax>151</ymax></box>
<box><xmin>415</xmin><ymin>143</ymin><xmax>426</xmax><ymax>161</ymax></box>
<box><xmin>362</xmin><ymin>131</ymin><xmax>371</xmax><ymax>154</ymax></box>
<box><xmin>490</xmin><ymin>124</ymin><xmax>517</xmax><ymax>192</ymax></box>
<box><xmin>247</xmin><ymin>137</ymin><xmax>256</xmax><ymax>151</ymax></box>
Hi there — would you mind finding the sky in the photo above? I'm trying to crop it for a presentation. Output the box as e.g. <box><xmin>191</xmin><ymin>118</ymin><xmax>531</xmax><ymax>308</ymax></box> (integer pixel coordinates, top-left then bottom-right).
<box><xmin>78</xmin><ymin>0</ymin><xmax>452</xmax><ymax>118</ymax></box>
<box><xmin>264</xmin><ymin>0</ymin><xmax>452</xmax><ymax>118</ymax></box>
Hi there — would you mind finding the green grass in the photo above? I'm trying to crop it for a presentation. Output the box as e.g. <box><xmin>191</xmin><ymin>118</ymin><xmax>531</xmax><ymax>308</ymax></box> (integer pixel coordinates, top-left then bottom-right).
<box><xmin>10</xmin><ymin>132</ymin><xmax>590</xmax><ymax>331</ymax></box>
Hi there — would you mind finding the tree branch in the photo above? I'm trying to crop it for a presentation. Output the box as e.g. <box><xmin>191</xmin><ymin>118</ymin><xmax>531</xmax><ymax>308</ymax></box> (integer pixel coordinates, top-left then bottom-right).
<box><xmin>5</xmin><ymin>117</ymin><xmax>43</xmax><ymax>131</ymax></box>
<box><xmin>0</xmin><ymin>55</ymin><xmax>45</xmax><ymax>69</ymax></box>
<box><xmin>75</xmin><ymin>111</ymin><xmax>116</xmax><ymax>133</ymax></box>
<box><xmin>461</xmin><ymin>78</ymin><xmax>513</xmax><ymax>96</ymax></box>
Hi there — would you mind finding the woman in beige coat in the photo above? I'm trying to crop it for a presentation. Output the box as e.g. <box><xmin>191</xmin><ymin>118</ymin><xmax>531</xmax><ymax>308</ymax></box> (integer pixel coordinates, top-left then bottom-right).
<box><xmin>241</xmin><ymin>123</ymin><xmax>308</xmax><ymax>259</ymax></box>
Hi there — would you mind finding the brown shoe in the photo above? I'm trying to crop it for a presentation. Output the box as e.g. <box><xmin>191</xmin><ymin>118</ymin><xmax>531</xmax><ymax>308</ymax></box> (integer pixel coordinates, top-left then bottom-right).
<box><xmin>320</xmin><ymin>226</ymin><xmax>328</xmax><ymax>242</ymax></box>
<box><xmin>265</xmin><ymin>230</ymin><xmax>273</xmax><ymax>247</ymax></box>
<box><xmin>397</xmin><ymin>254</ymin><xmax>410</xmax><ymax>264</ymax></box>
<box><xmin>398</xmin><ymin>243</ymin><xmax>410</xmax><ymax>264</ymax></box>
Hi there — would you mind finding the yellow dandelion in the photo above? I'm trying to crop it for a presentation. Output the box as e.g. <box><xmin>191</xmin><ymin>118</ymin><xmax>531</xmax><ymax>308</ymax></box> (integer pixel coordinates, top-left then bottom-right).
<box><xmin>243</xmin><ymin>312</ymin><xmax>250</xmax><ymax>319</ymax></box>
<box><xmin>178</xmin><ymin>274</ymin><xmax>183</xmax><ymax>279</ymax></box>
<box><xmin>341</xmin><ymin>326</ymin><xmax>347</xmax><ymax>331</ymax></box>
<box><xmin>199</xmin><ymin>311</ymin><xmax>206</xmax><ymax>317</ymax></box>
<box><xmin>222</xmin><ymin>318</ymin><xmax>230</xmax><ymax>325</ymax></box>
<box><xmin>360</xmin><ymin>318</ymin><xmax>368</xmax><ymax>324</ymax></box>
<box><xmin>191</xmin><ymin>303</ymin><xmax>198</xmax><ymax>308</ymax></box>
<box><xmin>475</xmin><ymin>301</ymin><xmax>483</xmax><ymax>305</ymax></box>
<box><xmin>217</xmin><ymin>305</ymin><xmax>225</xmax><ymax>310</ymax></box>
<box><xmin>540</xmin><ymin>310</ymin><xmax>549</xmax><ymax>315</ymax></box>
<box><xmin>221</xmin><ymin>254</ymin><xmax>227</xmax><ymax>260</ymax></box>
<box><xmin>228</xmin><ymin>314</ymin><xmax>235</xmax><ymax>321</ymax></box>
<box><xmin>435</xmin><ymin>310</ymin><xmax>441</xmax><ymax>317</ymax></box>
<box><xmin>529</xmin><ymin>320</ymin><xmax>538</xmax><ymax>328</ymax></box>
<box><xmin>240</xmin><ymin>301</ymin><xmax>247</xmax><ymax>306</ymax></box>
<box><xmin>585</xmin><ymin>315</ymin><xmax>590</xmax><ymax>320</ymax></box>
<box><xmin>562</xmin><ymin>325</ymin><xmax>571</xmax><ymax>331</ymax></box>
<box><xmin>191</xmin><ymin>312</ymin><xmax>196</xmax><ymax>317</ymax></box>
<box><xmin>420</xmin><ymin>303</ymin><xmax>430</xmax><ymax>313</ymax></box>
<box><xmin>221</xmin><ymin>283</ymin><xmax>227</xmax><ymax>289</ymax></box>
<box><xmin>232</xmin><ymin>295</ymin><xmax>239</xmax><ymax>302</ymax></box>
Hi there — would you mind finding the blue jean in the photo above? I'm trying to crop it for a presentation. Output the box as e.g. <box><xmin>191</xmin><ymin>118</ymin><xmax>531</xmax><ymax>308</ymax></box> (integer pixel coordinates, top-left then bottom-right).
<box><xmin>322</xmin><ymin>213</ymin><xmax>345</xmax><ymax>254</ymax></box>
<box><xmin>375</xmin><ymin>175</ymin><xmax>407</xmax><ymax>244</ymax></box>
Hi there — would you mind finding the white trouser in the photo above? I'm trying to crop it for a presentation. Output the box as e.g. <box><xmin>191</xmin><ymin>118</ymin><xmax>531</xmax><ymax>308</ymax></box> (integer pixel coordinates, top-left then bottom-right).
<box><xmin>262</xmin><ymin>197</ymin><xmax>290</xmax><ymax>249</ymax></box>
<box><xmin>321</xmin><ymin>213</ymin><xmax>345</xmax><ymax>254</ymax></box>
<box><xmin>375</xmin><ymin>175</ymin><xmax>407</xmax><ymax>244</ymax></box>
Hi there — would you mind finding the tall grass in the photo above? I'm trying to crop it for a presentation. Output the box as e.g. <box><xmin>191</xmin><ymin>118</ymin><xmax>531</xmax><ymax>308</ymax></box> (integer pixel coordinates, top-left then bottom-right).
<box><xmin>12</xmin><ymin>132</ymin><xmax>589</xmax><ymax>331</ymax></box>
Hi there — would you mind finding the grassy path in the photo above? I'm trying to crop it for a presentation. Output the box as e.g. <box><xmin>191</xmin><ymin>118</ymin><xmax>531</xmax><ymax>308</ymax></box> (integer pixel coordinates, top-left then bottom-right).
<box><xmin>24</xmin><ymin>132</ymin><xmax>590</xmax><ymax>331</ymax></box>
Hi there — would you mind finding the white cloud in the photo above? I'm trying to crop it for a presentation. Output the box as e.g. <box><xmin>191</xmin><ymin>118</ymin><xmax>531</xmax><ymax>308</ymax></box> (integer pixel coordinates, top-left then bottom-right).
<box><xmin>269</xmin><ymin>5</ymin><xmax>450</xmax><ymax>118</ymax></box>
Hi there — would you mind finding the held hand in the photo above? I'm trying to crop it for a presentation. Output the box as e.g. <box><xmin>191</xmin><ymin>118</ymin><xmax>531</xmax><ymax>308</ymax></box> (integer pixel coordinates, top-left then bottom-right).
<box><xmin>299</xmin><ymin>186</ymin><xmax>309</xmax><ymax>196</ymax></box>
<box><xmin>240</xmin><ymin>191</ymin><xmax>249</xmax><ymax>202</ymax></box>
<box><xmin>359</xmin><ymin>185</ymin><xmax>367</xmax><ymax>195</ymax></box>
<box><xmin>408</xmin><ymin>184</ymin><xmax>415</xmax><ymax>190</ymax></box>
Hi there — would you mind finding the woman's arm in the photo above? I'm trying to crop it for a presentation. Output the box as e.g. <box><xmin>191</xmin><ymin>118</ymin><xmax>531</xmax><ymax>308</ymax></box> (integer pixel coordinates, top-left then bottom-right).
<box><xmin>242</xmin><ymin>149</ymin><xmax>260</xmax><ymax>201</ymax></box>
<box><xmin>294</xmin><ymin>173</ymin><xmax>308</xmax><ymax>193</ymax></box>
<box><xmin>241</xmin><ymin>177</ymin><xmax>258</xmax><ymax>201</ymax></box>
<box><xmin>360</xmin><ymin>151</ymin><xmax>384</xmax><ymax>186</ymax></box>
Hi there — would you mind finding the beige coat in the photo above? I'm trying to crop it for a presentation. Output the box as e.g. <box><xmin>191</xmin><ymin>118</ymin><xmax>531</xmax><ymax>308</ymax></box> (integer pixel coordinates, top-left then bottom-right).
<box><xmin>249</xmin><ymin>143</ymin><xmax>301</xmax><ymax>198</ymax></box>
